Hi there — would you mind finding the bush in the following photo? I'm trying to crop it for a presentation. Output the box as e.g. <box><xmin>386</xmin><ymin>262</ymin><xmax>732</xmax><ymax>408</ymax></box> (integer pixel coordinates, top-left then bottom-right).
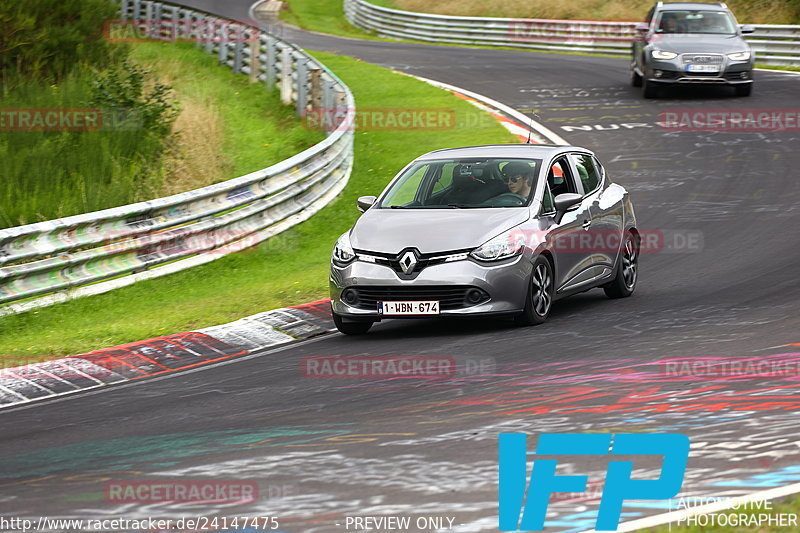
<box><xmin>88</xmin><ymin>60</ymin><xmax>179</xmax><ymax>137</ymax></box>
<box><xmin>0</xmin><ymin>0</ymin><xmax>120</xmax><ymax>89</ymax></box>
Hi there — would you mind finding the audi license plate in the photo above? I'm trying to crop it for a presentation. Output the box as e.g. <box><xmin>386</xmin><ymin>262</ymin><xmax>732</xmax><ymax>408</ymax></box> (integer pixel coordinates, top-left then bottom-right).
<box><xmin>686</xmin><ymin>64</ymin><xmax>720</xmax><ymax>73</ymax></box>
<box><xmin>378</xmin><ymin>301</ymin><xmax>439</xmax><ymax>315</ymax></box>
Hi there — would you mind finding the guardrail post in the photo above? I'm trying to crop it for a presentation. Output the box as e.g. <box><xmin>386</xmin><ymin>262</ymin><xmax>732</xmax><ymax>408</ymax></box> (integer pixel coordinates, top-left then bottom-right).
<box><xmin>309</xmin><ymin>66</ymin><xmax>322</xmax><ymax>110</ymax></box>
<box><xmin>132</xmin><ymin>0</ymin><xmax>141</xmax><ymax>20</ymax></box>
<box><xmin>144</xmin><ymin>1</ymin><xmax>154</xmax><ymax>38</ymax></box>
<box><xmin>170</xmin><ymin>6</ymin><xmax>180</xmax><ymax>42</ymax></box>
<box><xmin>266</xmin><ymin>37</ymin><xmax>277</xmax><ymax>89</ymax></box>
<box><xmin>280</xmin><ymin>47</ymin><xmax>293</xmax><ymax>105</ymax></box>
<box><xmin>322</xmin><ymin>78</ymin><xmax>334</xmax><ymax>116</ymax></box>
<box><xmin>204</xmin><ymin>17</ymin><xmax>216</xmax><ymax>54</ymax></box>
<box><xmin>233</xmin><ymin>36</ymin><xmax>244</xmax><ymax>74</ymax></box>
<box><xmin>296</xmin><ymin>55</ymin><xmax>308</xmax><ymax>115</ymax></box>
<box><xmin>218</xmin><ymin>23</ymin><xmax>229</xmax><ymax>65</ymax></box>
<box><xmin>249</xmin><ymin>31</ymin><xmax>260</xmax><ymax>83</ymax></box>
<box><xmin>153</xmin><ymin>2</ymin><xmax>163</xmax><ymax>40</ymax></box>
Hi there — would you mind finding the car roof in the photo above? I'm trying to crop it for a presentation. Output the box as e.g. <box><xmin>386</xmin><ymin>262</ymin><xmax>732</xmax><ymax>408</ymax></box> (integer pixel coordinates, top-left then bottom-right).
<box><xmin>415</xmin><ymin>144</ymin><xmax>594</xmax><ymax>161</ymax></box>
<box><xmin>657</xmin><ymin>2</ymin><xmax>731</xmax><ymax>11</ymax></box>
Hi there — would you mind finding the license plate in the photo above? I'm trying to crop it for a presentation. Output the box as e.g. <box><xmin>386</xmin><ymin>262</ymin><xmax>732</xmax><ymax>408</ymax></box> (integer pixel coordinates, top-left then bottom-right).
<box><xmin>378</xmin><ymin>301</ymin><xmax>439</xmax><ymax>315</ymax></box>
<box><xmin>686</xmin><ymin>64</ymin><xmax>720</xmax><ymax>73</ymax></box>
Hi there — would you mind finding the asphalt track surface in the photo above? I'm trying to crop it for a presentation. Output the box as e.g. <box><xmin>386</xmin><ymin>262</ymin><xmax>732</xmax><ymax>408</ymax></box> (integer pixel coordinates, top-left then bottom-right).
<box><xmin>2</xmin><ymin>3</ymin><xmax>800</xmax><ymax>532</ymax></box>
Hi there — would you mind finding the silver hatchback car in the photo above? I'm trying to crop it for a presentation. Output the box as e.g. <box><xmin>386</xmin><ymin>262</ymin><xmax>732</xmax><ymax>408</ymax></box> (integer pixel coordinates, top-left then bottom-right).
<box><xmin>329</xmin><ymin>144</ymin><xmax>639</xmax><ymax>335</ymax></box>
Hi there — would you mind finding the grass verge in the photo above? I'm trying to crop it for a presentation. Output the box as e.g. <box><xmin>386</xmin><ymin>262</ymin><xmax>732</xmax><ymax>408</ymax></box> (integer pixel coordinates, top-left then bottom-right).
<box><xmin>129</xmin><ymin>42</ymin><xmax>324</xmax><ymax>192</ymax></box>
<box><xmin>0</xmin><ymin>42</ymin><xmax>322</xmax><ymax>229</ymax></box>
<box><xmin>0</xmin><ymin>51</ymin><xmax>517</xmax><ymax>361</ymax></box>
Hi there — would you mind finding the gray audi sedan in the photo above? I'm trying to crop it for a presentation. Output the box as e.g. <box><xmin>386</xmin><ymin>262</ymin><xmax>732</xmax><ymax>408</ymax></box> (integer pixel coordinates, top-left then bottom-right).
<box><xmin>631</xmin><ymin>2</ymin><xmax>755</xmax><ymax>97</ymax></box>
<box><xmin>329</xmin><ymin>144</ymin><xmax>639</xmax><ymax>335</ymax></box>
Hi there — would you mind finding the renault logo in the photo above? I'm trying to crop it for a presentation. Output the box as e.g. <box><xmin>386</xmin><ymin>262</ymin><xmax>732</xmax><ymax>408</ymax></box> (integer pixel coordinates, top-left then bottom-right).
<box><xmin>399</xmin><ymin>250</ymin><xmax>418</xmax><ymax>273</ymax></box>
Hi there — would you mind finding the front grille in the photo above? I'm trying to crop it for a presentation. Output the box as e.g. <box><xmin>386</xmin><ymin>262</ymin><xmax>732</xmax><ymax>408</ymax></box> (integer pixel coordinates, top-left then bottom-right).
<box><xmin>347</xmin><ymin>285</ymin><xmax>489</xmax><ymax>311</ymax></box>
<box><xmin>682</xmin><ymin>54</ymin><xmax>724</xmax><ymax>64</ymax></box>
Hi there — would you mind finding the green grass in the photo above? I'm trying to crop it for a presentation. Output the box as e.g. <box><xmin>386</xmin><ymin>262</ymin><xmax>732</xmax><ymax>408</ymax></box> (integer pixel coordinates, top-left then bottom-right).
<box><xmin>280</xmin><ymin>0</ymin><xmax>380</xmax><ymax>40</ymax></box>
<box><xmin>0</xmin><ymin>68</ymin><xmax>166</xmax><ymax>228</ymax></box>
<box><xmin>129</xmin><ymin>42</ymin><xmax>324</xmax><ymax>178</ymax></box>
<box><xmin>0</xmin><ymin>42</ymin><xmax>322</xmax><ymax>229</ymax></box>
<box><xmin>0</xmin><ymin>51</ymin><xmax>517</xmax><ymax>360</ymax></box>
<box><xmin>644</xmin><ymin>494</ymin><xmax>800</xmax><ymax>532</ymax></box>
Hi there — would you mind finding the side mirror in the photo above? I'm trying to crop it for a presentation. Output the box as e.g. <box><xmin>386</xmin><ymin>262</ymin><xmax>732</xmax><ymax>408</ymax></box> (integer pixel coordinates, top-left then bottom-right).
<box><xmin>740</xmin><ymin>24</ymin><xmax>755</xmax><ymax>34</ymax></box>
<box><xmin>635</xmin><ymin>22</ymin><xmax>650</xmax><ymax>32</ymax></box>
<box><xmin>357</xmin><ymin>195</ymin><xmax>377</xmax><ymax>213</ymax></box>
<box><xmin>553</xmin><ymin>193</ymin><xmax>583</xmax><ymax>224</ymax></box>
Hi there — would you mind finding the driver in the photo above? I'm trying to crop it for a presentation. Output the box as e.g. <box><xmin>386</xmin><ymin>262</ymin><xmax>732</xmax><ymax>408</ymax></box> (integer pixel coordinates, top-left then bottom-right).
<box><xmin>502</xmin><ymin>161</ymin><xmax>534</xmax><ymax>199</ymax></box>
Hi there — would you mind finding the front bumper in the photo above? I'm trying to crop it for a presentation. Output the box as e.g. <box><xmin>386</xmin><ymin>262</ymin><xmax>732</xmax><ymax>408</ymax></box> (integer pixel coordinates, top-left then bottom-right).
<box><xmin>645</xmin><ymin>56</ymin><xmax>753</xmax><ymax>85</ymax></box>
<box><xmin>330</xmin><ymin>255</ymin><xmax>531</xmax><ymax>318</ymax></box>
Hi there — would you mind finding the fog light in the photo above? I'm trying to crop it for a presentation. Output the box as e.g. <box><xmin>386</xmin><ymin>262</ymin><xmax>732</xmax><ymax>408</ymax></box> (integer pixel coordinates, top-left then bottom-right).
<box><xmin>740</xmin><ymin>72</ymin><xmax>749</xmax><ymax>79</ymax></box>
<box><xmin>342</xmin><ymin>289</ymin><xmax>358</xmax><ymax>305</ymax></box>
<box><xmin>654</xmin><ymin>70</ymin><xmax>664</xmax><ymax>78</ymax></box>
<box><xmin>466</xmin><ymin>288</ymin><xmax>486</xmax><ymax>304</ymax></box>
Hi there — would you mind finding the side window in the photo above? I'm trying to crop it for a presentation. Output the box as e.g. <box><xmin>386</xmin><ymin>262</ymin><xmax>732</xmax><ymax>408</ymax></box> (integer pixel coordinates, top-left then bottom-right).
<box><xmin>547</xmin><ymin>157</ymin><xmax>577</xmax><ymax>197</ymax></box>
<box><xmin>570</xmin><ymin>154</ymin><xmax>601</xmax><ymax>195</ymax></box>
<box><xmin>540</xmin><ymin>182</ymin><xmax>555</xmax><ymax>214</ymax></box>
<box><xmin>593</xmin><ymin>156</ymin><xmax>610</xmax><ymax>184</ymax></box>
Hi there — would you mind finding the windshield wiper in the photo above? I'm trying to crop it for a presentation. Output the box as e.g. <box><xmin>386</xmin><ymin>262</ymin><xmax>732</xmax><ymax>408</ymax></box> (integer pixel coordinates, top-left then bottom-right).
<box><xmin>447</xmin><ymin>204</ymin><xmax>484</xmax><ymax>209</ymax></box>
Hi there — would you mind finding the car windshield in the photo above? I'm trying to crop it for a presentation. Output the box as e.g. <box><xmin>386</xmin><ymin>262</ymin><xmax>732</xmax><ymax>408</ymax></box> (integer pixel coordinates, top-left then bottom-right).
<box><xmin>656</xmin><ymin>10</ymin><xmax>738</xmax><ymax>34</ymax></box>
<box><xmin>378</xmin><ymin>158</ymin><xmax>542</xmax><ymax>209</ymax></box>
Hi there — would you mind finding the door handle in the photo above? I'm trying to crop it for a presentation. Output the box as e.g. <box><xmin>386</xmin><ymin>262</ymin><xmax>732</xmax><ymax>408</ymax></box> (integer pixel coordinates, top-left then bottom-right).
<box><xmin>582</xmin><ymin>219</ymin><xmax>592</xmax><ymax>230</ymax></box>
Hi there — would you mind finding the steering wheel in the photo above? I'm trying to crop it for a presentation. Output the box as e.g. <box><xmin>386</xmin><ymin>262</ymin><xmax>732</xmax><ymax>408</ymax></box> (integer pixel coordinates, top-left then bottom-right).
<box><xmin>488</xmin><ymin>193</ymin><xmax>527</xmax><ymax>206</ymax></box>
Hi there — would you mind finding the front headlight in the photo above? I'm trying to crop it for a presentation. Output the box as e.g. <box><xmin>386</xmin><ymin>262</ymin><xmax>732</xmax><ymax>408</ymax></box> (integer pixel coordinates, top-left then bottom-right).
<box><xmin>470</xmin><ymin>228</ymin><xmax>527</xmax><ymax>262</ymax></box>
<box><xmin>727</xmin><ymin>51</ymin><xmax>751</xmax><ymax>61</ymax></box>
<box><xmin>652</xmin><ymin>50</ymin><xmax>678</xmax><ymax>60</ymax></box>
<box><xmin>332</xmin><ymin>232</ymin><xmax>356</xmax><ymax>266</ymax></box>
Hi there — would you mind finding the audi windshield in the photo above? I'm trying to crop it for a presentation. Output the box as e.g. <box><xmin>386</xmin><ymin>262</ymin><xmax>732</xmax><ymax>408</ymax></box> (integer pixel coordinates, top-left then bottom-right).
<box><xmin>656</xmin><ymin>10</ymin><xmax>738</xmax><ymax>34</ymax></box>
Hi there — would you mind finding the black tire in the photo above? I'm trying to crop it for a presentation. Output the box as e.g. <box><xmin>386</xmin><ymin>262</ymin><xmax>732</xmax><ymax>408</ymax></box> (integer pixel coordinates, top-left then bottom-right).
<box><xmin>333</xmin><ymin>313</ymin><xmax>373</xmax><ymax>335</ymax></box>
<box><xmin>604</xmin><ymin>232</ymin><xmax>639</xmax><ymax>299</ymax></box>
<box><xmin>631</xmin><ymin>69</ymin><xmax>643</xmax><ymax>87</ymax></box>
<box><xmin>642</xmin><ymin>78</ymin><xmax>658</xmax><ymax>98</ymax></box>
<box><xmin>735</xmin><ymin>83</ymin><xmax>752</xmax><ymax>97</ymax></box>
<box><xmin>515</xmin><ymin>255</ymin><xmax>554</xmax><ymax>326</ymax></box>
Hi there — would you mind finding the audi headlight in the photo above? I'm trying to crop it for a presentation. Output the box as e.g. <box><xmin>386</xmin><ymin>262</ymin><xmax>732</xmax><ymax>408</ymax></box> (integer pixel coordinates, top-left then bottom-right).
<box><xmin>332</xmin><ymin>232</ymin><xmax>356</xmax><ymax>266</ymax></box>
<box><xmin>727</xmin><ymin>51</ymin><xmax>751</xmax><ymax>61</ymax></box>
<box><xmin>652</xmin><ymin>50</ymin><xmax>678</xmax><ymax>60</ymax></box>
<box><xmin>470</xmin><ymin>228</ymin><xmax>526</xmax><ymax>262</ymax></box>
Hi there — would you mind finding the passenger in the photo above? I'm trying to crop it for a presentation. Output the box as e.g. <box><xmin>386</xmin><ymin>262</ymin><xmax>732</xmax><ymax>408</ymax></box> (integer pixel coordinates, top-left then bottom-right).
<box><xmin>502</xmin><ymin>161</ymin><xmax>534</xmax><ymax>199</ymax></box>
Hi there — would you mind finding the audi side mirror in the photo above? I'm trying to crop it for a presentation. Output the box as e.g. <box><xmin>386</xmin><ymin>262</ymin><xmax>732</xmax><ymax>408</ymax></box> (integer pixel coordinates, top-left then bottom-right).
<box><xmin>357</xmin><ymin>195</ymin><xmax>377</xmax><ymax>212</ymax></box>
<box><xmin>635</xmin><ymin>22</ymin><xmax>650</xmax><ymax>32</ymax></box>
<box><xmin>553</xmin><ymin>193</ymin><xmax>583</xmax><ymax>224</ymax></box>
<box><xmin>740</xmin><ymin>24</ymin><xmax>755</xmax><ymax>34</ymax></box>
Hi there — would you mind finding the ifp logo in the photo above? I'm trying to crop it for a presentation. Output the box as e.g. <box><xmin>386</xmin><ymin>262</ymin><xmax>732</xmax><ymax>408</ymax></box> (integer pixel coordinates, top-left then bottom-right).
<box><xmin>499</xmin><ymin>433</ymin><xmax>690</xmax><ymax>531</ymax></box>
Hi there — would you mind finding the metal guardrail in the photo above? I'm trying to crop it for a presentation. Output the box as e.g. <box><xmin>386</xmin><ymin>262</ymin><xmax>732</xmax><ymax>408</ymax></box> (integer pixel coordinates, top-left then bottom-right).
<box><xmin>0</xmin><ymin>0</ymin><xmax>355</xmax><ymax>313</ymax></box>
<box><xmin>344</xmin><ymin>0</ymin><xmax>800</xmax><ymax>66</ymax></box>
